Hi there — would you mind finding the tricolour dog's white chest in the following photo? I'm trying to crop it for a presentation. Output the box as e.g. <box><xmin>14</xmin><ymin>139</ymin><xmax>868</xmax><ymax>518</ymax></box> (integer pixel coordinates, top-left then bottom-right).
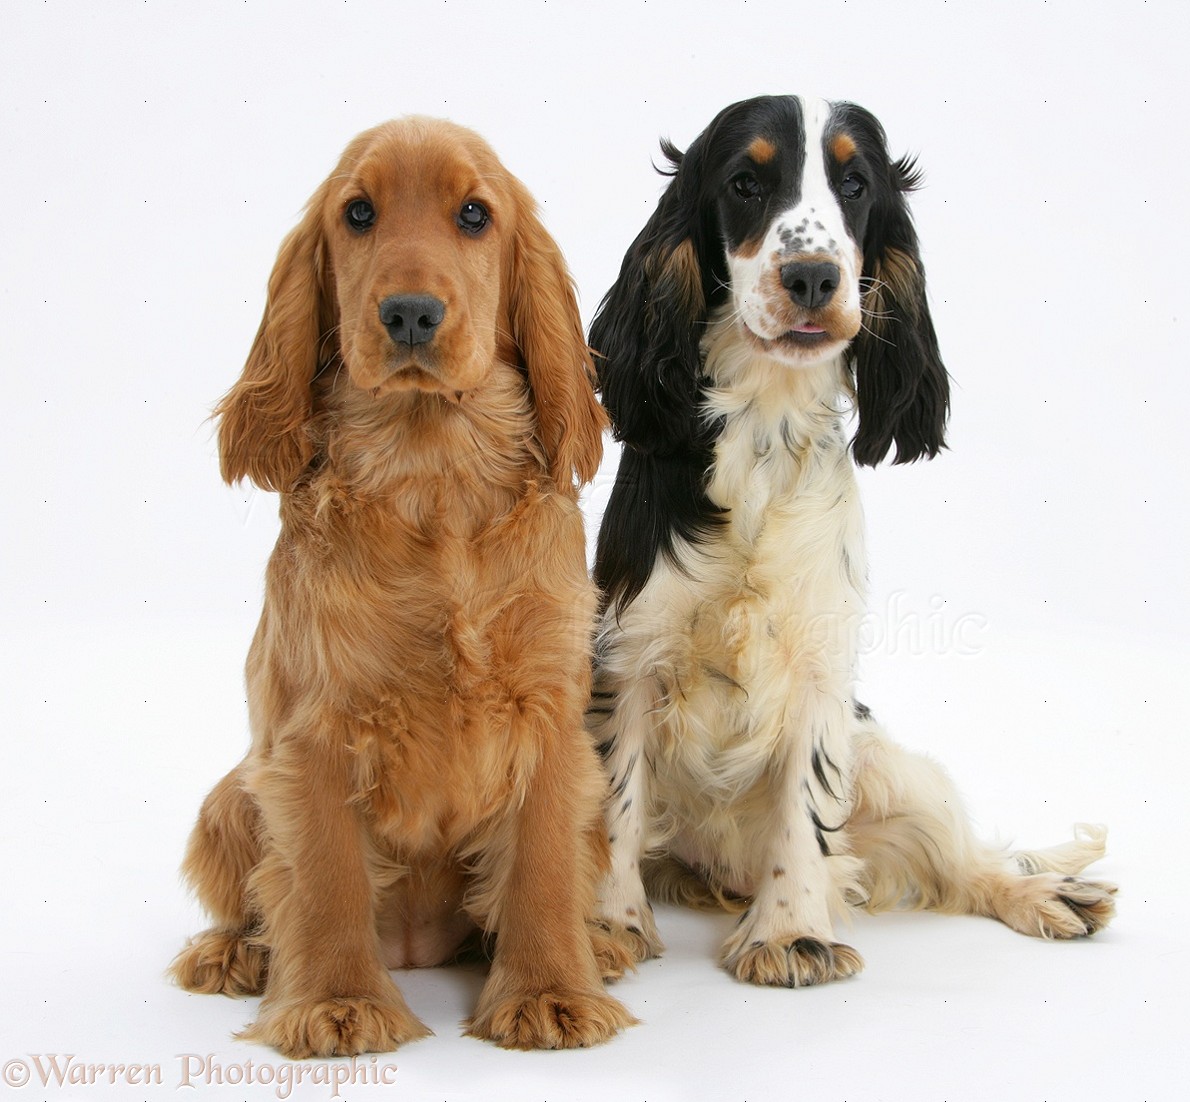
<box><xmin>596</xmin><ymin>340</ymin><xmax>866</xmax><ymax>884</ymax></box>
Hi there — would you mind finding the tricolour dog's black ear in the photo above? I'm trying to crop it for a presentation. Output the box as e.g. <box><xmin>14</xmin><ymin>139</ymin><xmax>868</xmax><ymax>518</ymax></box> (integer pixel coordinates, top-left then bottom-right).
<box><xmin>590</xmin><ymin>137</ymin><xmax>719</xmax><ymax>454</ymax></box>
<box><xmin>849</xmin><ymin>154</ymin><xmax>950</xmax><ymax>466</ymax></box>
<box><xmin>589</xmin><ymin>134</ymin><xmax>726</xmax><ymax>612</ymax></box>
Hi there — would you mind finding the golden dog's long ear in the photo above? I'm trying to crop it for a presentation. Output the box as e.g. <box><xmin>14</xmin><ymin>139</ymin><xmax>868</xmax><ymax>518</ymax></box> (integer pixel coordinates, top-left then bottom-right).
<box><xmin>215</xmin><ymin>185</ymin><xmax>335</xmax><ymax>492</ymax></box>
<box><xmin>505</xmin><ymin>182</ymin><xmax>607</xmax><ymax>490</ymax></box>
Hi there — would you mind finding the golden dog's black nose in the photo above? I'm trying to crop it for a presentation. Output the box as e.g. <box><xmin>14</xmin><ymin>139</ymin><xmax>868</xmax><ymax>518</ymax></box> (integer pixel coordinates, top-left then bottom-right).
<box><xmin>379</xmin><ymin>294</ymin><xmax>445</xmax><ymax>346</ymax></box>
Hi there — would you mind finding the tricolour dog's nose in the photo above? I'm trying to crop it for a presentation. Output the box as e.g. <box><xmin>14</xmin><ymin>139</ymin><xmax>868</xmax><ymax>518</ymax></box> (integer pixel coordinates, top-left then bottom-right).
<box><xmin>780</xmin><ymin>261</ymin><xmax>840</xmax><ymax>309</ymax></box>
<box><xmin>379</xmin><ymin>294</ymin><xmax>445</xmax><ymax>346</ymax></box>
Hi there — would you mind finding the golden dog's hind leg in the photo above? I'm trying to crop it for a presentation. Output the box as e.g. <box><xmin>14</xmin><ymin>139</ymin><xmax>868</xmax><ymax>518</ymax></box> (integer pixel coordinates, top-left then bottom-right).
<box><xmin>237</xmin><ymin>735</ymin><xmax>429</xmax><ymax>1059</ymax></box>
<box><xmin>170</xmin><ymin>764</ymin><xmax>269</xmax><ymax>996</ymax></box>
<box><xmin>849</xmin><ymin>723</ymin><xmax>1117</xmax><ymax>938</ymax></box>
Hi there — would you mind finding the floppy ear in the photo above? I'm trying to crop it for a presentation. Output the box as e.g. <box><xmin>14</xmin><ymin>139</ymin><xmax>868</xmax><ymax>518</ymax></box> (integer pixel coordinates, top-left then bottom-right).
<box><xmin>589</xmin><ymin>135</ymin><xmax>728</xmax><ymax>613</ymax></box>
<box><xmin>214</xmin><ymin>184</ymin><xmax>336</xmax><ymax>492</ymax></box>
<box><xmin>849</xmin><ymin>155</ymin><xmax>950</xmax><ymax>466</ymax></box>
<box><xmin>589</xmin><ymin>136</ymin><xmax>720</xmax><ymax>456</ymax></box>
<box><xmin>505</xmin><ymin>182</ymin><xmax>607</xmax><ymax>490</ymax></box>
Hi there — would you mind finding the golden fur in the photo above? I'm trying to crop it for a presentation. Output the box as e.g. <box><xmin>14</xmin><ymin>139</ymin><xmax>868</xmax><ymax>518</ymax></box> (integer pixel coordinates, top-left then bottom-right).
<box><xmin>171</xmin><ymin>118</ymin><xmax>634</xmax><ymax>1056</ymax></box>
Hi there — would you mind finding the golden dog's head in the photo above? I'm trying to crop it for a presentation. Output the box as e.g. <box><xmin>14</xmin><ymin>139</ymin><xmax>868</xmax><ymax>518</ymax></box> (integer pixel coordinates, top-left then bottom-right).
<box><xmin>217</xmin><ymin>118</ymin><xmax>605</xmax><ymax>492</ymax></box>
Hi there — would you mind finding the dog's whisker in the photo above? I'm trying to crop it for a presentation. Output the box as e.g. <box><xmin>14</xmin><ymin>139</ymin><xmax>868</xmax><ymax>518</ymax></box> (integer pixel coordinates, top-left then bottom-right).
<box><xmin>857</xmin><ymin>318</ymin><xmax>898</xmax><ymax>346</ymax></box>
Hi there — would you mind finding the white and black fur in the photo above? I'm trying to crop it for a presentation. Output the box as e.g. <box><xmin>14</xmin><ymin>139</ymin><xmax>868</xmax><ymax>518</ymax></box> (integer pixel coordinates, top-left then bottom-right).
<box><xmin>588</xmin><ymin>95</ymin><xmax>1115</xmax><ymax>987</ymax></box>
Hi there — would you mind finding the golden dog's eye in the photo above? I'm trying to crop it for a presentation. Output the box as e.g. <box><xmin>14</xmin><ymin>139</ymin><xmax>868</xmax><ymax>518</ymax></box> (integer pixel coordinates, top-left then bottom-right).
<box><xmin>345</xmin><ymin>199</ymin><xmax>375</xmax><ymax>232</ymax></box>
<box><xmin>457</xmin><ymin>201</ymin><xmax>490</xmax><ymax>234</ymax></box>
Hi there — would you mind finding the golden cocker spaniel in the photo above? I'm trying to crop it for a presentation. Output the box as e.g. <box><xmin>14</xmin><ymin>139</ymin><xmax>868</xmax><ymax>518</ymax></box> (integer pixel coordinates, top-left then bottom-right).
<box><xmin>171</xmin><ymin>118</ymin><xmax>634</xmax><ymax>1057</ymax></box>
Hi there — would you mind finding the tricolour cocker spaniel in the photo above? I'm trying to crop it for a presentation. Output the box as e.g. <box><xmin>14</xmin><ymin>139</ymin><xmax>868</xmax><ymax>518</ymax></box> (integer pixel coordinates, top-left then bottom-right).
<box><xmin>588</xmin><ymin>95</ymin><xmax>1116</xmax><ymax>987</ymax></box>
<box><xmin>171</xmin><ymin>118</ymin><xmax>635</xmax><ymax>1055</ymax></box>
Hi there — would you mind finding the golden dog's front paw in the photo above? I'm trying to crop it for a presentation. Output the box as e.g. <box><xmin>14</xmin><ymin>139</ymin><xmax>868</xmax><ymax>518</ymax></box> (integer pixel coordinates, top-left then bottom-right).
<box><xmin>725</xmin><ymin>936</ymin><xmax>864</xmax><ymax>988</ymax></box>
<box><xmin>241</xmin><ymin>996</ymin><xmax>431</xmax><ymax>1058</ymax></box>
<box><xmin>467</xmin><ymin>988</ymin><xmax>636</xmax><ymax>1050</ymax></box>
<box><xmin>170</xmin><ymin>928</ymin><xmax>267</xmax><ymax>996</ymax></box>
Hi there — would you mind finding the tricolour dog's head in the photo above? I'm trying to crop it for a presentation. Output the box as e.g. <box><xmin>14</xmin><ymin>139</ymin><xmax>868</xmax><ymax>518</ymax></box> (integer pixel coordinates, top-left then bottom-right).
<box><xmin>217</xmin><ymin>117</ymin><xmax>605</xmax><ymax>493</ymax></box>
<box><xmin>591</xmin><ymin>94</ymin><xmax>948</xmax><ymax>466</ymax></box>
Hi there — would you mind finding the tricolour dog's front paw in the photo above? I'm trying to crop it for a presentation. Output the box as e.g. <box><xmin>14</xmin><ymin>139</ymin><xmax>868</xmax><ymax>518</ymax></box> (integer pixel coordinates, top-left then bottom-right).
<box><xmin>588</xmin><ymin>918</ymin><xmax>641</xmax><ymax>981</ymax></box>
<box><xmin>993</xmin><ymin>873</ymin><xmax>1118</xmax><ymax>939</ymax></box>
<box><xmin>467</xmin><ymin>988</ymin><xmax>636</xmax><ymax>1050</ymax></box>
<box><xmin>170</xmin><ymin>928</ymin><xmax>267</xmax><ymax>996</ymax></box>
<box><xmin>589</xmin><ymin>912</ymin><xmax>664</xmax><ymax>976</ymax></box>
<box><xmin>724</xmin><ymin>935</ymin><xmax>864</xmax><ymax>988</ymax></box>
<box><xmin>240</xmin><ymin>996</ymin><xmax>431</xmax><ymax>1059</ymax></box>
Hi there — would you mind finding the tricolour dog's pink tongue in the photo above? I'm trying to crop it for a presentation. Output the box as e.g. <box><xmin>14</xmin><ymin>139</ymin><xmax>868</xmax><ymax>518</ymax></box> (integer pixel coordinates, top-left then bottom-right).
<box><xmin>792</xmin><ymin>324</ymin><xmax>826</xmax><ymax>334</ymax></box>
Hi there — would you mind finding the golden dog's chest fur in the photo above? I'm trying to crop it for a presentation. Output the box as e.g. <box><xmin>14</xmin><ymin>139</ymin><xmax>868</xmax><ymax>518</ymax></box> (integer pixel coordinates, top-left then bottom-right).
<box><xmin>248</xmin><ymin>367</ymin><xmax>598</xmax><ymax>942</ymax></box>
<box><xmin>260</xmin><ymin>366</ymin><xmax>595</xmax><ymax>856</ymax></box>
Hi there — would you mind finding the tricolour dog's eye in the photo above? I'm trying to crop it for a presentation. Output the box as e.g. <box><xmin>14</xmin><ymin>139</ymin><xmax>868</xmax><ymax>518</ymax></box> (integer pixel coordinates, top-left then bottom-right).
<box><xmin>840</xmin><ymin>173</ymin><xmax>865</xmax><ymax>201</ymax></box>
<box><xmin>457</xmin><ymin>201</ymin><xmax>490</xmax><ymax>234</ymax></box>
<box><xmin>731</xmin><ymin>172</ymin><xmax>762</xmax><ymax>200</ymax></box>
<box><xmin>344</xmin><ymin>199</ymin><xmax>376</xmax><ymax>232</ymax></box>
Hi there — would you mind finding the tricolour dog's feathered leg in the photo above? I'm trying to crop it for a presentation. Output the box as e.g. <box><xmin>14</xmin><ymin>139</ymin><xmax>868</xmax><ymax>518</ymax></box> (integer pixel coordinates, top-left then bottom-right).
<box><xmin>587</xmin><ymin>656</ymin><xmax>666</xmax><ymax>964</ymax></box>
<box><xmin>716</xmin><ymin>652</ymin><xmax>866</xmax><ymax>987</ymax></box>
<box><xmin>847</xmin><ymin>717</ymin><xmax>1117</xmax><ymax>937</ymax></box>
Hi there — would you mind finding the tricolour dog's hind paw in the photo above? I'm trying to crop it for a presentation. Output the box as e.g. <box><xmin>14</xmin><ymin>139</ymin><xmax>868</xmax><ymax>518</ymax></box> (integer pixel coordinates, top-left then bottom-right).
<box><xmin>170</xmin><ymin>928</ymin><xmax>267</xmax><ymax>996</ymax></box>
<box><xmin>993</xmin><ymin>873</ymin><xmax>1117</xmax><ymax>938</ymax></box>
<box><xmin>724</xmin><ymin>935</ymin><xmax>864</xmax><ymax>987</ymax></box>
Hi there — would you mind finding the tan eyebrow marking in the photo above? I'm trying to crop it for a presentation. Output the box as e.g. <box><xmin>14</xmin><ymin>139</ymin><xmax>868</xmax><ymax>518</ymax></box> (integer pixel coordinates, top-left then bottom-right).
<box><xmin>831</xmin><ymin>133</ymin><xmax>857</xmax><ymax>163</ymax></box>
<box><xmin>748</xmin><ymin>137</ymin><xmax>776</xmax><ymax>164</ymax></box>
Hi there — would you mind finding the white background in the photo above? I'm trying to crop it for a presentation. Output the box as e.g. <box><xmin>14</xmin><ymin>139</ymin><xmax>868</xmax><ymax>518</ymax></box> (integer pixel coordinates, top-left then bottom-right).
<box><xmin>2</xmin><ymin>1</ymin><xmax>1187</xmax><ymax>1099</ymax></box>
